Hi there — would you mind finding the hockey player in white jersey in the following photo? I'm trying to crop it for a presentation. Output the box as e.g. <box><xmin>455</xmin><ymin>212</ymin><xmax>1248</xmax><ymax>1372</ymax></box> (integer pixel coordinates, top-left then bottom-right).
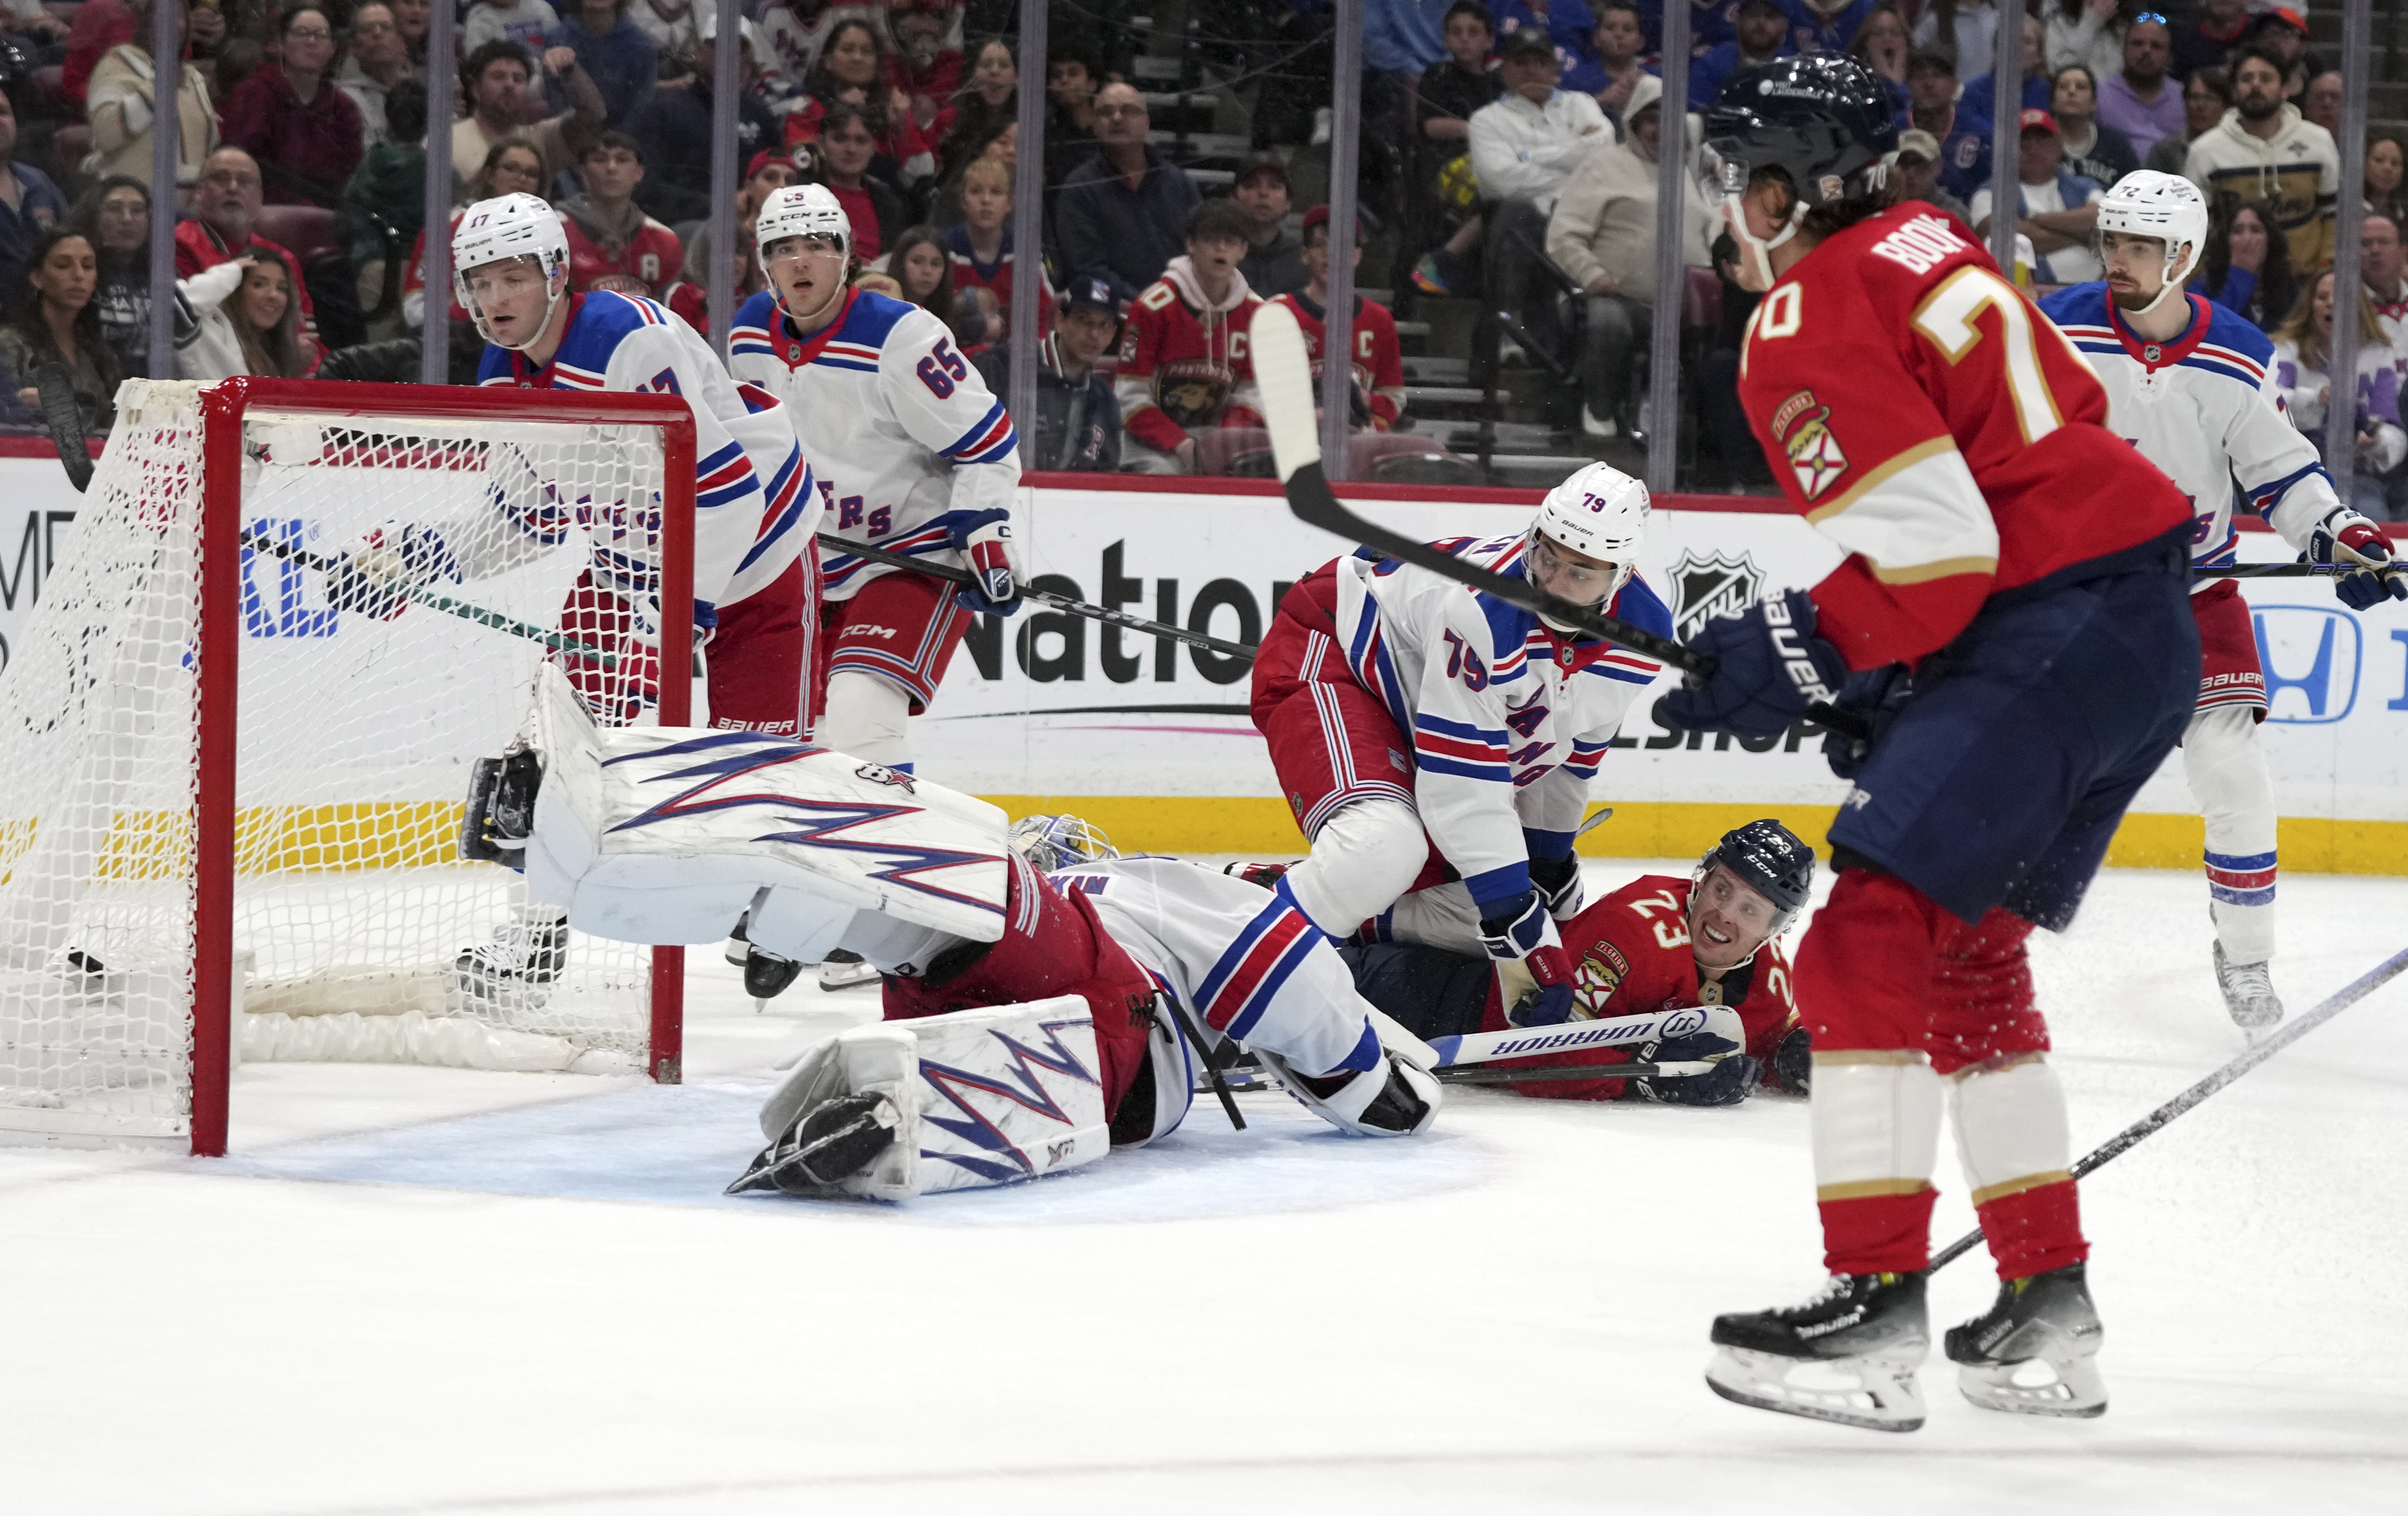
<box><xmin>458</xmin><ymin>673</ymin><xmax>1440</xmax><ymax>1199</ymax></box>
<box><xmin>1249</xmin><ymin>461</ymin><xmax>1670</xmax><ymax>1028</ymax></box>
<box><xmin>2039</xmin><ymin>171</ymin><xmax>2408</xmax><ymax>1033</ymax></box>
<box><xmin>337</xmin><ymin>192</ymin><xmax>817</xmax><ymax>1002</ymax></box>
<box><xmin>730</xmin><ymin>182</ymin><xmax>1025</xmax><ymax>774</ymax></box>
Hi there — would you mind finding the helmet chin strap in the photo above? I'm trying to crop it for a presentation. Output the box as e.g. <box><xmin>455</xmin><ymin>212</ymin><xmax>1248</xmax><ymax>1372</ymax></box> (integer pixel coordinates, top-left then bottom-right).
<box><xmin>1721</xmin><ymin>195</ymin><xmax>1807</xmax><ymax>293</ymax></box>
<box><xmin>2134</xmin><ymin>239</ymin><xmax>2201</xmax><ymax>320</ymax></box>
<box><xmin>775</xmin><ymin>265</ymin><xmax>849</xmax><ymax>331</ymax></box>
<box><xmin>472</xmin><ymin>264</ymin><xmax>568</xmax><ymax>353</ymax></box>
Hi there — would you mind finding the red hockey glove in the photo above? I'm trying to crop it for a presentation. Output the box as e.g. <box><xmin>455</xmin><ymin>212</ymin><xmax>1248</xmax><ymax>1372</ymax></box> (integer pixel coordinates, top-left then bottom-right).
<box><xmin>2309</xmin><ymin>509</ymin><xmax>2408</xmax><ymax>612</ymax></box>
<box><xmin>1480</xmin><ymin>890</ymin><xmax>1578</xmax><ymax>1026</ymax></box>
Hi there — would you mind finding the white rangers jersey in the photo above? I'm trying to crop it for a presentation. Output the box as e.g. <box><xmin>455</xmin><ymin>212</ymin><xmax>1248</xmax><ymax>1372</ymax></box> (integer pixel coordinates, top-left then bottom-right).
<box><xmin>730</xmin><ymin>286</ymin><xmax>1022</xmax><ymax>601</ymax></box>
<box><xmin>2038</xmin><ymin>282</ymin><xmax>2340</xmax><ymax>585</ymax></box>
<box><xmin>1051</xmin><ymin>856</ymin><xmax>1383</xmax><ymax>1089</ymax></box>
<box><xmin>1322</xmin><ymin>535</ymin><xmax>1669</xmax><ymax>914</ymax></box>
<box><xmin>477</xmin><ymin>289</ymin><xmax>816</xmax><ymax>619</ymax></box>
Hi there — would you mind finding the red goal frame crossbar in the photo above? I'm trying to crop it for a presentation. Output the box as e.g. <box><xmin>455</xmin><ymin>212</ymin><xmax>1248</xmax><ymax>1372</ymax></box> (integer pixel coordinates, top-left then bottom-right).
<box><xmin>190</xmin><ymin>379</ymin><xmax>698</xmax><ymax>1156</ymax></box>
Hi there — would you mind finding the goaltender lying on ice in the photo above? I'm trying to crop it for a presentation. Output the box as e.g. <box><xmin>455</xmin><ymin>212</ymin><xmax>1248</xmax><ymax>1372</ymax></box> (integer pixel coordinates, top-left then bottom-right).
<box><xmin>463</xmin><ymin>666</ymin><xmax>1446</xmax><ymax>1200</ymax></box>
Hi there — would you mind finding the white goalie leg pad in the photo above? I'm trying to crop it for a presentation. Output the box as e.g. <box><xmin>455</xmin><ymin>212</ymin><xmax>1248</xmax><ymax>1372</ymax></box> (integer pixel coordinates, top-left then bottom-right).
<box><xmin>1284</xmin><ymin>796</ymin><xmax>1428</xmax><ymax>937</ymax></box>
<box><xmin>1950</xmin><ymin>1055</ymin><xmax>2073</xmax><ymax>1206</ymax></box>
<box><xmin>758</xmin><ymin>995</ymin><xmax>1112</xmax><ymax>1199</ymax></box>
<box><xmin>1811</xmin><ymin>1054</ymin><xmax>1944</xmax><ymax>1200</ymax></box>
<box><xmin>517</xmin><ymin>666</ymin><xmax>1007</xmax><ymax>948</ymax></box>
<box><xmin>2183</xmin><ymin>704</ymin><xmax>2278</xmax><ymax>964</ymax></box>
<box><xmin>817</xmin><ymin>669</ymin><xmax>914</xmax><ymax>769</ymax></box>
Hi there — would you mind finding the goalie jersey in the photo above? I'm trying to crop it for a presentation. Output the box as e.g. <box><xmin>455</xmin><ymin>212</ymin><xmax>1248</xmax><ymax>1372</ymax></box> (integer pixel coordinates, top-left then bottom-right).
<box><xmin>1736</xmin><ymin>206</ymin><xmax>2192</xmax><ymax>668</ymax></box>
<box><xmin>2036</xmin><ymin>282</ymin><xmax>2342</xmax><ymax>583</ymax></box>
<box><xmin>476</xmin><ymin>289</ymin><xmax>816</xmax><ymax>620</ymax></box>
<box><xmin>1315</xmin><ymin>535</ymin><xmax>1669</xmax><ymax>914</ymax></box>
<box><xmin>729</xmin><ymin>286</ymin><xmax>1022</xmax><ymax>601</ymax></box>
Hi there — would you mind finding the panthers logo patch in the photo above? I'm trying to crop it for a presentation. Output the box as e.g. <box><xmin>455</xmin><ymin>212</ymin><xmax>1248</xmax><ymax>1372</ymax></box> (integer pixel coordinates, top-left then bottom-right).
<box><xmin>1770</xmin><ymin>388</ymin><xmax>1849</xmax><ymax>501</ymax></box>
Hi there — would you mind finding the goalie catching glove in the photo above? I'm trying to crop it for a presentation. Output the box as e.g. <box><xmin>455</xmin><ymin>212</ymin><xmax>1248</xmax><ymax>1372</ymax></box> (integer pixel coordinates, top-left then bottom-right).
<box><xmin>1654</xmin><ymin>588</ymin><xmax>1847</xmax><ymax>742</ymax></box>
<box><xmin>949</xmin><ymin>508</ymin><xmax>1025</xmax><ymax>616</ymax></box>
<box><xmin>325</xmin><ymin>524</ymin><xmax>461</xmax><ymax>621</ymax></box>
<box><xmin>2307</xmin><ymin>507</ymin><xmax>2408</xmax><ymax>612</ymax></box>
<box><xmin>1481</xmin><ymin>890</ymin><xmax>1579</xmax><ymax>1027</ymax></box>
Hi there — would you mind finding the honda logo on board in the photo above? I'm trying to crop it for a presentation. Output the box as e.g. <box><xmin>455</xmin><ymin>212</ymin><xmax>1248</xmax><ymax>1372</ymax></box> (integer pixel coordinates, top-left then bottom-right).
<box><xmin>2252</xmin><ymin>607</ymin><xmax>2361</xmax><ymax>724</ymax></box>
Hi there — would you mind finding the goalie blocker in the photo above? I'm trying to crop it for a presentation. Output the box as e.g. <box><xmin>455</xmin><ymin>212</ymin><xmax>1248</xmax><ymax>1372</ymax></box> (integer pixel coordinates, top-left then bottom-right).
<box><xmin>469</xmin><ymin>668</ymin><xmax>1441</xmax><ymax>1198</ymax></box>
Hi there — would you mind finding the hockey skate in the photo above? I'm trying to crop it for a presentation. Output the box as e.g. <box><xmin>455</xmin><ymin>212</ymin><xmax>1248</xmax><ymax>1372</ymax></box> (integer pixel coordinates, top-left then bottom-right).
<box><xmin>1705</xmin><ymin>1272</ymin><xmax>1929</xmax><ymax>1432</ymax></box>
<box><xmin>2213</xmin><ymin>943</ymin><xmax>2284</xmax><ymax>1037</ymax></box>
<box><xmin>724</xmin><ymin>914</ymin><xmax>803</xmax><ymax>1002</ymax></box>
<box><xmin>455</xmin><ymin>905</ymin><xmax>568</xmax><ymax>1010</ymax></box>
<box><xmin>816</xmin><ymin>948</ymin><xmax>880</xmax><ymax>990</ymax></box>
<box><xmin>725</xmin><ymin>1093</ymin><xmax>900</xmax><ymax>1196</ymax></box>
<box><xmin>1257</xmin><ymin>1049</ymin><xmax>1441</xmax><ymax>1136</ymax></box>
<box><xmin>1945</xmin><ymin>1263</ymin><xmax>2107</xmax><ymax>1418</ymax></box>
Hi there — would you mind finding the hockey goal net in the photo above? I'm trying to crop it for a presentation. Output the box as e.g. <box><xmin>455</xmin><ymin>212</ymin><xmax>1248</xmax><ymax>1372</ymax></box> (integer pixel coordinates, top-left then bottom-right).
<box><xmin>0</xmin><ymin>378</ymin><xmax>698</xmax><ymax>1154</ymax></box>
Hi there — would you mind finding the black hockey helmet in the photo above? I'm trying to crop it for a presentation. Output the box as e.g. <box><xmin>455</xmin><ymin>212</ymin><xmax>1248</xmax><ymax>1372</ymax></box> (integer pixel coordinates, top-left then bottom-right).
<box><xmin>1700</xmin><ymin>54</ymin><xmax>1899</xmax><ymax>213</ymax></box>
<box><xmin>1695</xmin><ymin>819</ymin><xmax>1816</xmax><ymax>933</ymax></box>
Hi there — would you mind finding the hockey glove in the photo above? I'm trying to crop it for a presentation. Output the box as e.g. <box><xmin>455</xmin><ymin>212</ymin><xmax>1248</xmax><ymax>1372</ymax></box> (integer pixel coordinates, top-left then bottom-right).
<box><xmin>1821</xmin><ymin>664</ymin><xmax>1914</xmax><ymax>782</ymax></box>
<box><xmin>1771</xmin><ymin>1024</ymin><xmax>1813</xmax><ymax>1095</ymax></box>
<box><xmin>1480</xmin><ymin>890</ymin><xmax>1578</xmax><ymax>1027</ymax></box>
<box><xmin>2308</xmin><ymin>508</ymin><xmax>2408</xmax><ymax>612</ymax></box>
<box><xmin>325</xmin><ymin>525</ymin><xmax>459</xmax><ymax>621</ymax></box>
<box><xmin>949</xmin><ymin>509</ymin><xmax>1025</xmax><ymax>616</ymax></box>
<box><xmin>1632</xmin><ymin>1008</ymin><xmax>1756</xmax><ymax>1107</ymax></box>
<box><xmin>1653</xmin><ymin>589</ymin><xmax>1847</xmax><ymax>742</ymax></box>
<box><xmin>1528</xmin><ymin>849</ymin><xmax>1585</xmax><ymax>923</ymax></box>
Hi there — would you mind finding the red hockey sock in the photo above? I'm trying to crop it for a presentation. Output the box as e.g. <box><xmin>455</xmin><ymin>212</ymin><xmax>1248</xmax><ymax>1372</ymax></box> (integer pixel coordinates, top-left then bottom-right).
<box><xmin>1820</xmin><ymin>1186</ymin><xmax>1940</xmax><ymax>1276</ymax></box>
<box><xmin>1976</xmin><ymin>1177</ymin><xmax>2089</xmax><ymax>1280</ymax></box>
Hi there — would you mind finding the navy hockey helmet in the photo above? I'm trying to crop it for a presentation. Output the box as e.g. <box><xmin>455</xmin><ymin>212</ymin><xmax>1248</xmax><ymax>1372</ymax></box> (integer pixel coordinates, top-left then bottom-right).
<box><xmin>1694</xmin><ymin>818</ymin><xmax>1816</xmax><ymax>935</ymax></box>
<box><xmin>1700</xmin><ymin>54</ymin><xmax>1899</xmax><ymax>216</ymax></box>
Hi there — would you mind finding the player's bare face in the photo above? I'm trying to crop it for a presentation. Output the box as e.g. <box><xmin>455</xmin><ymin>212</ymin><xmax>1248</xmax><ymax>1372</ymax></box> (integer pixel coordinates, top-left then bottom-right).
<box><xmin>465</xmin><ymin>256</ymin><xmax>554</xmax><ymax>343</ymax></box>
<box><xmin>2100</xmin><ymin>232</ymin><xmax>2170</xmax><ymax>308</ymax></box>
<box><xmin>765</xmin><ymin>234</ymin><xmax>848</xmax><ymax>326</ymax></box>
<box><xmin>1690</xmin><ymin>867</ymin><xmax>1778</xmax><ymax>971</ymax></box>
<box><xmin>1530</xmin><ymin>533</ymin><xmax>1621</xmax><ymax>607</ymax></box>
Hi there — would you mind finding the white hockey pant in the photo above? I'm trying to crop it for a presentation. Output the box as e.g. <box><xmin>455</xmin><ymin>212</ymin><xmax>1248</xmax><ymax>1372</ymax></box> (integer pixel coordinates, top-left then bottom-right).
<box><xmin>1284</xmin><ymin>796</ymin><xmax>1427</xmax><ymax>937</ymax></box>
<box><xmin>818</xmin><ymin>669</ymin><xmax>914</xmax><ymax>770</ymax></box>
<box><xmin>2183</xmin><ymin>704</ymin><xmax>2277</xmax><ymax>964</ymax></box>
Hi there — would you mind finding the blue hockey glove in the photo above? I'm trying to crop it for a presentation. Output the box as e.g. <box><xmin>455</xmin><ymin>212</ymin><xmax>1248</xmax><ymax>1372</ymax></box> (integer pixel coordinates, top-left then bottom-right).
<box><xmin>949</xmin><ymin>509</ymin><xmax>1024</xmax><ymax>616</ymax></box>
<box><xmin>1653</xmin><ymin>588</ymin><xmax>1847</xmax><ymax>742</ymax></box>
<box><xmin>1480</xmin><ymin>890</ymin><xmax>1578</xmax><ymax>1027</ymax></box>
<box><xmin>325</xmin><ymin>525</ymin><xmax>459</xmax><ymax>621</ymax></box>
<box><xmin>1633</xmin><ymin>1018</ymin><xmax>1757</xmax><ymax>1107</ymax></box>
<box><xmin>1528</xmin><ymin>849</ymin><xmax>1585</xmax><ymax>923</ymax></box>
<box><xmin>1821</xmin><ymin>665</ymin><xmax>1914</xmax><ymax>782</ymax></box>
<box><xmin>2308</xmin><ymin>509</ymin><xmax>2408</xmax><ymax>612</ymax></box>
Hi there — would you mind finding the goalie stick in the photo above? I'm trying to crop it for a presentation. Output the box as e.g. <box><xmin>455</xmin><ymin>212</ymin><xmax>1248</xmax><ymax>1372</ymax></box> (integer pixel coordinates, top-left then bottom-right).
<box><xmin>819</xmin><ymin>533</ymin><xmax>1257</xmax><ymax>661</ymax></box>
<box><xmin>1928</xmin><ymin>942</ymin><xmax>2408</xmax><ymax>1272</ymax></box>
<box><xmin>240</xmin><ymin>528</ymin><xmax>620</xmax><ymax>668</ymax></box>
<box><xmin>1247</xmin><ymin>303</ymin><xmax>1872</xmax><ymax>742</ymax></box>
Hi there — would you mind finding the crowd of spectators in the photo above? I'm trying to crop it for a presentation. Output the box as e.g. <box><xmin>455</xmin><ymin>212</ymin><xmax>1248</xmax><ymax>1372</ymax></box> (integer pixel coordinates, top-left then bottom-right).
<box><xmin>0</xmin><ymin>0</ymin><xmax>2397</xmax><ymax>498</ymax></box>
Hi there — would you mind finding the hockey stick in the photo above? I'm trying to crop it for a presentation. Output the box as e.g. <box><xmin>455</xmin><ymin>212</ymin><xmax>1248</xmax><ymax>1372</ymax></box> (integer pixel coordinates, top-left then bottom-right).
<box><xmin>2201</xmin><ymin>563</ymin><xmax>2352</xmax><ymax>578</ymax></box>
<box><xmin>1436</xmin><ymin>1060</ymin><xmax>1711</xmax><ymax>1085</ymax></box>
<box><xmin>240</xmin><ymin>528</ymin><xmax>620</xmax><ymax>668</ymax></box>
<box><xmin>31</xmin><ymin>359</ymin><xmax>94</xmax><ymax>494</ymax></box>
<box><xmin>817</xmin><ymin>533</ymin><xmax>1257</xmax><ymax>661</ymax></box>
<box><xmin>1247</xmin><ymin>303</ymin><xmax>1871</xmax><ymax>742</ymax></box>
<box><xmin>1159</xmin><ymin>993</ymin><xmax>1246</xmax><ymax>1130</ymax></box>
<box><xmin>1430</xmin><ymin>1004</ymin><xmax>1720</xmax><ymax>1067</ymax></box>
<box><xmin>1928</xmin><ymin>943</ymin><xmax>2408</xmax><ymax>1273</ymax></box>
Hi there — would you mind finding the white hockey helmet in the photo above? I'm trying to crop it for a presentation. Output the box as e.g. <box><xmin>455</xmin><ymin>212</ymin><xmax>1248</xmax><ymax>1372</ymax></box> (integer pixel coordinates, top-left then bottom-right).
<box><xmin>452</xmin><ymin>192</ymin><xmax>572</xmax><ymax>350</ymax></box>
<box><xmin>756</xmin><ymin>183</ymin><xmax>852</xmax><ymax>271</ymax></box>
<box><xmin>1007</xmin><ymin>814</ymin><xmax>1119</xmax><ymax>872</ymax></box>
<box><xmin>1529</xmin><ymin>462</ymin><xmax>1649</xmax><ymax>621</ymax></box>
<box><xmin>2095</xmin><ymin>170</ymin><xmax>2209</xmax><ymax>318</ymax></box>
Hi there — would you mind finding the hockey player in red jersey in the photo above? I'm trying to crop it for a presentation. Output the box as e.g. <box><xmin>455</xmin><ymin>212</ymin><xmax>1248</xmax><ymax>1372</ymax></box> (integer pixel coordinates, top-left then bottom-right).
<box><xmin>1347</xmin><ymin>819</ymin><xmax>1817</xmax><ymax>1105</ymax></box>
<box><xmin>1269</xmin><ymin>205</ymin><xmax>1408</xmax><ymax>434</ymax></box>
<box><xmin>1657</xmin><ymin>56</ymin><xmax>2203</xmax><ymax>1432</ymax></box>
<box><xmin>1116</xmin><ymin>199</ymin><xmax>1267</xmax><ymax>473</ymax></box>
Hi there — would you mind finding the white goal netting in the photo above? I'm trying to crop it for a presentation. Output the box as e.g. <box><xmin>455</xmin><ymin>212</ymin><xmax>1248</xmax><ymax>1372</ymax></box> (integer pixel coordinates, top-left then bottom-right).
<box><xmin>0</xmin><ymin>380</ymin><xmax>684</xmax><ymax>1148</ymax></box>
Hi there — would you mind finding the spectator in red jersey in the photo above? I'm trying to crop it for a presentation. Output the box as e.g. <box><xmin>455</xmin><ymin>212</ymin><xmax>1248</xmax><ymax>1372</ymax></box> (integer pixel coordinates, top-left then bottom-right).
<box><xmin>886</xmin><ymin>1</ymin><xmax>962</xmax><ymax>137</ymax></box>
<box><xmin>174</xmin><ymin>147</ymin><xmax>321</xmax><ymax>362</ymax></box>
<box><xmin>218</xmin><ymin>7</ymin><xmax>367</xmax><ymax>207</ymax></box>
<box><xmin>943</xmin><ymin>154</ymin><xmax>1049</xmax><ymax>352</ymax></box>
<box><xmin>1270</xmin><ymin>205</ymin><xmax>1407</xmax><ymax>434</ymax></box>
<box><xmin>62</xmin><ymin>0</ymin><xmax>137</xmax><ymax>109</ymax></box>
<box><xmin>661</xmin><ymin>148</ymin><xmax>799</xmax><ymax>334</ymax></box>
<box><xmin>555</xmin><ymin>130</ymin><xmax>683</xmax><ymax>297</ymax></box>
<box><xmin>783</xmin><ymin>17</ymin><xmax>935</xmax><ymax>192</ymax></box>
<box><xmin>813</xmin><ymin>101</ymin><xmax>905</xmax><ymax>263</ymax></box>
<box><xmin>1115</xmin><ymin>197</ymin><xmax>1265</xmax><ymax>475</ymax></box>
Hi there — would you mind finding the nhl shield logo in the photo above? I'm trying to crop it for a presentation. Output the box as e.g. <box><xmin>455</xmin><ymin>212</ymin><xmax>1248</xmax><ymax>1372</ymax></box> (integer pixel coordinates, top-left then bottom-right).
<box><xmin>1669</xmin><ymin>548</ymin><xmax>1765</xmax><ymax>641</ymax></box>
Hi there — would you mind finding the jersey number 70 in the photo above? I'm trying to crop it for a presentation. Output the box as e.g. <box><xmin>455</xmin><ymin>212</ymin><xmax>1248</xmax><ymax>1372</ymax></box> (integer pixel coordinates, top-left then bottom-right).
<box><xmin>1910</xmin><ymin>267</ymin><xmax>2066</xmax><ymax>446</ymax></box>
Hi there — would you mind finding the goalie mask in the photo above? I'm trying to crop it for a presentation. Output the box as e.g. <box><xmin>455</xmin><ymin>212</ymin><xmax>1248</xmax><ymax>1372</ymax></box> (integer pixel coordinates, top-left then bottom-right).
<box><xmin>2095</xmin><ymin>170</ymin><xmax>2208</xmax><ymax>320</ymax></box>
<box><xmin>755</xmin><ymin>183</ymin><xmax>853</xmax><ymax>327</ymax></box>
<box><xmin>1528</xmin><ymin>462</ymin><xmax>1648</xmax><ymax>633</ymax></box>
<box><xmin>452</xmin><ymin>193</ymin><xmax>572</xmax><ymax>351</ymax></box>
<box><xmin>1007</xmin><ymin>814</ymin><xmax>1119</xmax><ymax>872</ymax></box>
<box><xmin>1700</xmin><ymin>55</ymin><xmax>1898</xmax><ymax>291</ymax></box>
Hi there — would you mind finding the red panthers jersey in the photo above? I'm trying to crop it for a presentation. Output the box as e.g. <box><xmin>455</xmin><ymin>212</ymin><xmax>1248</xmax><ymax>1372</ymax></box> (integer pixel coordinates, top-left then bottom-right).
<box><xmin>1737</xmin><ymin>203</ymin><xmax>2192</xmax><ymax>668</ymax></box>
<box><xmin>1477</xmin><ymin>875</ymin><xmax>1801</xmax><ymax>1100</ymax></box>
<box><xmin>1270</xmin><ymin>290</ymin><xmax>1407</xmax><ymax>431</ymax></box>
<box><xmin>561</xmin><ymin>212</ymin><xmax>684</xmax><ymax>300</ymax></box>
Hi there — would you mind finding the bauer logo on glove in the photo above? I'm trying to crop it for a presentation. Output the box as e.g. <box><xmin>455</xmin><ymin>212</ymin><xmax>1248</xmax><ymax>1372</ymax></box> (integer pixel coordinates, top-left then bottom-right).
<box><xmin>1654</xmin><ymin>588</ymin><xmax>1848</xmax><ymax>742</ymax></box>
<box><xmin>2307</xmin><ymin>508</ymin><xmax>2408</xmax><ymax>613</ymax></box>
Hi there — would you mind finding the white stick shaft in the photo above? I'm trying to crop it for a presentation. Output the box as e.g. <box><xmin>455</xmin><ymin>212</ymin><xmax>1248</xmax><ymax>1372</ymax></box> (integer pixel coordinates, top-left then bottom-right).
<box><xmin>1431</xmin><ymin>1006</ymin><xmax>1703</xmax><ymax>1067</ymax></box>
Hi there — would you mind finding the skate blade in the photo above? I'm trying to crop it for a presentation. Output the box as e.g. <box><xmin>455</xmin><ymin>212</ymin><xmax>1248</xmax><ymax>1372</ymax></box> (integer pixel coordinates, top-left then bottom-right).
<box><xmin>817</xmin><ymin>959</ymin><xmax>881</xmax><ymax>991</ymax></box>
<box><xmin>1957</xmin><ymin>1355</ymin><xmax>2107</xmax><ymax>1418</ymax></box>
<box><xmin>1705</xmin><ymin>1346</ymin><xmax>1926</xmax><ymax>1433</ymax></box>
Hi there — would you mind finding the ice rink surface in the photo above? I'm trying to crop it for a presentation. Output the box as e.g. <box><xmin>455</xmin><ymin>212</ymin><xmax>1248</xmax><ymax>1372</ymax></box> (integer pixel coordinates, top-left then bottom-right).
<box><xmin>4</xmin><ymin>859</ymin><xmax>2405</xmax><ymax>1516</ymax></box>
